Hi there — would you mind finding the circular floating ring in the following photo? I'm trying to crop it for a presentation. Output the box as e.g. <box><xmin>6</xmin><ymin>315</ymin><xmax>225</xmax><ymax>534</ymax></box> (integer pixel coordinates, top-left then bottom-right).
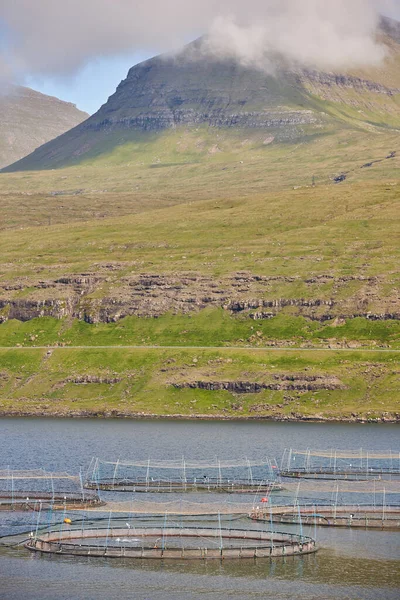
<box><xmin>26</xmin><ymin>526</ymin><xmax>317</xmax><ymax>559</ymax></box>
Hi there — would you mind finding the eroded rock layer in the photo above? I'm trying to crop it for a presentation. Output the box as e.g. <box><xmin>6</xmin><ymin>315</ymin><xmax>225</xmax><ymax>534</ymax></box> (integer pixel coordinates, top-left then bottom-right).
<box><xmin>0</xmin><ymin>272</ymin><xmax>398</xmax><ymax>323</ymax></box>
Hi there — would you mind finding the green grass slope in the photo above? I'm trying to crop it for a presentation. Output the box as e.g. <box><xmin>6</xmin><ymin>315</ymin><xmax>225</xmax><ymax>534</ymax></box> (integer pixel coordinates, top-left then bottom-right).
<box><xmin>1</xmin><ymin>177</ymin><xmax>399</xmax><ymax>302</ymax></box>
<box><xmin>0</xmin><ymin>347</ymin><xmax>398</xmax><ymax>421</ymax></box>
<box><xmin>0</xmin><ymin>312</ymin><xmax>399</xmax><ymax>349</ymax></box>
<box><xmin>0</xmin><ymin>127</ymin><xmax>399</xmax><ymax>229</ymax></box>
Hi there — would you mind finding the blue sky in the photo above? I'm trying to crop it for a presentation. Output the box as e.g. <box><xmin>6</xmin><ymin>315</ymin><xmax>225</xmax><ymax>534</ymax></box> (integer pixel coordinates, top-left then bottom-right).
<box><xmin>26</xmin><ymin>53</ymin><xmax>152</xmax><ymax>115</ymax></box>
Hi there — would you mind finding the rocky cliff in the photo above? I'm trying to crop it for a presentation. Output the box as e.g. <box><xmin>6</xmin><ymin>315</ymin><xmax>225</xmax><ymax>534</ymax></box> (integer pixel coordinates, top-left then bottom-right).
<box><xmin>1</xmin><ymin>272</ymin><xmax>398</xmax><ymax>324</ymax></box>
<box><xmin>87</xmin><ymin>48</ymin><xmax>319</xmax><ymax>132</ymax></box>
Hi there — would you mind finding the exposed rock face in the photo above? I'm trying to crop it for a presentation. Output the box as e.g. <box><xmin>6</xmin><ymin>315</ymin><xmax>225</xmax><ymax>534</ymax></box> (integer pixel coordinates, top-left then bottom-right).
<box><xmin>0</xmin><ymin>272</ymin><xmax>398</xmax><ymax>323</ymax></box>
<box><xmin>298</xmin><ymin>70</ymin><xmax>400</xmax><ymax>96</ymax></box>
<box><xmin>51</xmin><ymin>376</ymin><xmax>122</xmax><ymax>391</ymax></box>
<box><xmin>87</xmin><ymin>51</ymin><xmax>319</xmax><ymax>132</ymax></box>
<box><xmin>0</xmin><ymin>86</ymin><xmax>88</xmax><ymax>169</ymax></box>
<box><xmin>172</xmin><ymin>375</ymin><xmax>346</xmax><ymax>393</ymax></box>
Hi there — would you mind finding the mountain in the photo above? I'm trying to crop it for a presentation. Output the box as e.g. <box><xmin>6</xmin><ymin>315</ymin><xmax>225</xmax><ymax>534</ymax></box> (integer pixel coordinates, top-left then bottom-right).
<box><xmin>2</xmin><ymin>17</ymin><xmax>400</xmax><ymax>173</ymax></box>
<box><xmin>0</xmin><ymin>21</ymin><xmax>399</xmax><ymax>421</ymax></box>
<box><xmin>0</xmin><ymin>86</ymin><xmax>88</xmax><ymax>169</ymax></box>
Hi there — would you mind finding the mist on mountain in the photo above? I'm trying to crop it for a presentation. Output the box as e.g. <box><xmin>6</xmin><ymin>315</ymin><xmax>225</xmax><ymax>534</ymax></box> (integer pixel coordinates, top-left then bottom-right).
<box><xmin>1</xmin><ymin>0</ymin><xmax>398</xmax><ymax>86</ymax></box>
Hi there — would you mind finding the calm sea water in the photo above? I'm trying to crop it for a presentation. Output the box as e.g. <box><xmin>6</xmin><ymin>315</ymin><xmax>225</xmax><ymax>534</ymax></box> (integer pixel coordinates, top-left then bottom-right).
<box><xmin>0</xmin><ymin>418</ymin><xmax>399</xmax><ymax>599</ymax></box>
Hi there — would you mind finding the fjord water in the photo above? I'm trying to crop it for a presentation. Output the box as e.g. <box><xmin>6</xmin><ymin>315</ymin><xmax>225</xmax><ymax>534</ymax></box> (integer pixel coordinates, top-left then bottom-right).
<box><xmin>0</xmin><ymin>418</ymin><xmax>399</xmax><ymax>600</ymax></box>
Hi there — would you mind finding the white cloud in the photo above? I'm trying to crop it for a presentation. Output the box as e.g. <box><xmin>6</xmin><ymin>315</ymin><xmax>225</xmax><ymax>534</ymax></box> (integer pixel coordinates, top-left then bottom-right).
<box><xmin>0</xmin><ymin>0</ymin><xmax>394</xmax><ymax>87</ymax></box>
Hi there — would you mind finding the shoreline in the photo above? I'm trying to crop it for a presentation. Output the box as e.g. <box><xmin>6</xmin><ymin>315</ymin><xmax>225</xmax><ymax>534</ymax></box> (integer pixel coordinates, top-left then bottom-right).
<box><xmin>0</xmin><ymin>409</ymin><xmax>398</xmax><ymax>423</ymax></box>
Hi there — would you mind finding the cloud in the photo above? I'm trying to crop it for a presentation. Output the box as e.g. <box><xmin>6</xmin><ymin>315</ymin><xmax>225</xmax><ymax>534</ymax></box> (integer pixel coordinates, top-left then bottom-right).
<box><xmin>205</xmin><ymin>1</ymin><xmax>388</xmax><ymax>71</ymax></box>
<box><xmin>0</xmin><ymin>0</ymin><xmax>395</xmax><ymax>87</ymax></box>
<box><xmin>379</xmin><ymin>0</ymin><xmax>400</xmax><ymax>20</ymax></box>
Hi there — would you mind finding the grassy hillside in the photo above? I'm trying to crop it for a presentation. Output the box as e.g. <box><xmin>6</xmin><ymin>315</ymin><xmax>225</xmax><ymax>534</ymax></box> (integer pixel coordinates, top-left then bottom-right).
<box><xmin>0</xmin><ymin>312</ymin><xmax>399</xmax><ymax>349</ymax></box>
<box><xmin>0</xmin><ymin>127</ymin><xmax>399</xmax><ymax>229</ymax></box>
<box><xmin>0</xmin><ymin>347</ymin><xmax>398</xmax><ymax>421</ymax></box>
<box><xmin>1</xmin><ymin>175</ymin><xmax>399</xmax><ymax>314</ymax></box>
<box><xmin>0</xmin><ymin>146</ymin><xmax>399</xmax><ymax>420</ymax></box>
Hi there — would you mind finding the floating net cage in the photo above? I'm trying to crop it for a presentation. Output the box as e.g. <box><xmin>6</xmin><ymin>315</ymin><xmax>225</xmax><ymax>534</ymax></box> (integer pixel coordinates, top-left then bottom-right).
<box><xmin>85</xmin><ymin>457</ymin><xmax>281</xmax><ymax>493</ymax></box>
<box><xmin>250</xmin><ymin>504</ymin><xmax>400</xmax><ymax>530</ymax></box>
<box><xmin>0</xmin><ymin>469</ymin><xmax>102</xmax><ymax>511</ymax></box>
<box><xmin>23</xmin><ymin>513</ymin><xmax>316</xmax><ymax>560</ymax></box>
<box><xmin>3</xmin><ymin>448</ymin><xmax>399</xmax><ymax>561</ymax></box>
<box><xmin>280</xmin><ymin>449</ymin><xmax>400</xmax><ymax>480</ymax></box>
<box><xmin>249</xmin><ymin>475</ymin><xmax>400</xmax><ymax>530</ymax></box>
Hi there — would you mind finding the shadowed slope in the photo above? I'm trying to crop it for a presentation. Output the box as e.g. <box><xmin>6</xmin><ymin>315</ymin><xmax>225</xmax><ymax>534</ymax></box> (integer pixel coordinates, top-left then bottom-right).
<box><xmin>0</xmin><ymin>86</ymin><xmax>88</xmax><ymax>169</ymax></box>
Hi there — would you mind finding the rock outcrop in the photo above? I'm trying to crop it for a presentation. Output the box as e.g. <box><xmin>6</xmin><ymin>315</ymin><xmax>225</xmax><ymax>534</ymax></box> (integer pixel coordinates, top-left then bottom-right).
<box><xmin>0</xmin><ymin>271</ymin><xmax>398</xmax><ymax>323</ymax></box>
<box><xmin>298</xmin><ymin>70</ymin><xmax>400</xmax><ymax>96</ymax></box>
<box><xmin>172</xmin><ymin>375</ymin><xmax>346</xmax><ymax>393</ymax></box>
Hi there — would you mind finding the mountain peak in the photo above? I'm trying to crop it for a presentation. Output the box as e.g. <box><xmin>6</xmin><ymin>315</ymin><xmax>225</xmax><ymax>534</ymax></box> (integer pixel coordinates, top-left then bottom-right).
<box><xmin>3</xmin><ymin>18</ymin><xmax>400</xmax><ymax>172</ymax></box>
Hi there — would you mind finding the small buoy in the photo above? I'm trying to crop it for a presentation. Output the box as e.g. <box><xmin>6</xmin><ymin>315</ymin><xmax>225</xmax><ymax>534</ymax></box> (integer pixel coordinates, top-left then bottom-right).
<box><xmin>64</xmin><ymin>518</ymin><xmax>72</xmax><ymax>524</ymax></box>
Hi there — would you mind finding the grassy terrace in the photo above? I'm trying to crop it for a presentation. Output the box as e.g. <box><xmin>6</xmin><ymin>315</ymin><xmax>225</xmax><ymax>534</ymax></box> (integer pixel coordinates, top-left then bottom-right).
<box><xmin>0</xmin><ymin>347</ymin><xmax>398</xmax><ymax>420</ymax></box>
<box><xmin>0</xmin><ymin>313</ymin><xmax>399</xmax><ymax>349</ymax></box>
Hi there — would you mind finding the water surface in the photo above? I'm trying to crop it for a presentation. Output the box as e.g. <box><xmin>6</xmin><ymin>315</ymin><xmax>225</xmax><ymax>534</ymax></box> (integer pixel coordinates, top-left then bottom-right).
<box><xmin>0</xmin><ymin>418</ymin><xmax>398</xmax><ymax>599</ymax></box>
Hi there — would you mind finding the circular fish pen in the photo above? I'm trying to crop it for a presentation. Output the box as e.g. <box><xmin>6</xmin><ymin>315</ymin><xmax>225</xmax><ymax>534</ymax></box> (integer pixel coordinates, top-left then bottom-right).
<box><xmin>0</xmin><ymin>469</ymin><xmax>102</xmax><ymax>511</ymax></box>
<box><xmin>280</xmin><ymin>449</ymin><xmax>400</xmax><ymax>481</ymax></box>
<box><xmin>250</xmin><ymin>504</ymin><xmax>400</xmax><ymax>530</ymax></box>
<box><xmin>26</xmin><ymin>526</ymin><xmax>316</xmax><ymax>560</ymax></box>
<box><xmin>85</xmin><ymin>457</ymin><xmax>282</xmax><ymax>494</ymax></box>
<box><xmin>0</xmin><ymin>491</ymin><xmax>103</xmax><ymax>511</ymax></box>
